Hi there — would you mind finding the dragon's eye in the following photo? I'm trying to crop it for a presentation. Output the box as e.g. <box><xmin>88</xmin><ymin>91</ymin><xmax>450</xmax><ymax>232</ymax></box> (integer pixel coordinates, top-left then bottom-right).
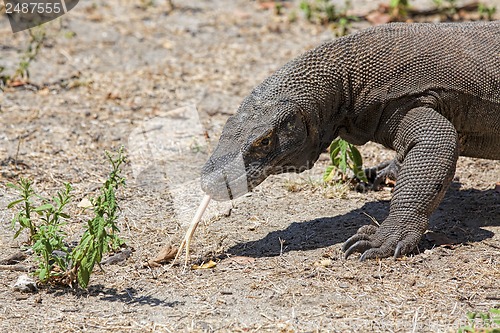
<box><xmin>260</xmin><ymin>138</ymin><xmax>270</xmax><ymax>146</ymax></box>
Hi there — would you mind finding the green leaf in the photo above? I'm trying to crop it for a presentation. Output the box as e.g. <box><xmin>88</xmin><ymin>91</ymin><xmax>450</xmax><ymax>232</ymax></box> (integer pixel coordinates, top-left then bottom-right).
<box><xmin>325</xmin><ymin>138</ymin><xmax>367</xmax><ymax>183</ymax></box>
<box><xmin>19</xmin><ymin>216</ymin><xmax>31</xmax><ymax>228</ymax></box>
<box><xmin>349</xmin><ymin>145</ymin><xmax>363</xmax><ymax>167</ymax></box>
<box><xmin>337</xmin><ymin>141</ymin><xmax>348</xmax><ymax>174</ymax></box>
<box><xmin>490</xmin><ymin>309</ymin><xmax>500</xmax><ymax>315</ymax></box>
<box><xmin>78</xmin><ymin>265</ymin><xmax>90</xmax><ymax>288</ymax></box>
<box><xmin>7</xmin><ymin>199</ymin><xmax>25</xmax><ymax>209</ymax></box>
<box><xmin>38</xmin><ymin>267</ymin><xmax>48</xmax><ymax>281</ymax></box>
<box><xmin>323</xmin><ymin>165</ymin><xmax>335</xmax><ymax>182</ymax></box>
<box><xmin>490</xmin><ymin>309</ymin><xmax>500</xmax><ymax>325</ymax></box>
<box><xmin>13</xmin><ymin>228</ymin><xmax>23</xmax><ymax>239</ymax></box>
<box><xmin>34</xmin><ymin>204</ymin><xmax>54</xmax><ymax>212</ymax></box>
<box><xmin>329</xmin><ymin>139</ymin><xmax>340</xmax><ymax>157</ymax></box>
<box><xmin>467</xmin><ymin>312</ymin><xmax>477</xmax><ymax>321</ymax></box>
<box><xmin>457</xmin><ymin>326</ymin><xmax>472</xmax><ymax>333</ymax></box>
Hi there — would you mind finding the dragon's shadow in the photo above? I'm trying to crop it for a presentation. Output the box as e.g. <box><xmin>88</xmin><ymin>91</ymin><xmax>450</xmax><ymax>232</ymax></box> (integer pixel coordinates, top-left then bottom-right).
<box><xmin>226</xmin><ymin>187</ymin><xmax>499</xmax><ymax>258</ymax></box>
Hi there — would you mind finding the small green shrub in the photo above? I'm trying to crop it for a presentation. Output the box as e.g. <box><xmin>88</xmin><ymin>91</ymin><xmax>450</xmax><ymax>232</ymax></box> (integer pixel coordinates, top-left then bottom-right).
<box><xmin>299</xmin><ymin>0</ymin><xmax>358</xmax><ymax>36</ymax></box>
<box><xmin>458</xmin><ymin>308</ymin><xmax>500</xmax><ymax>333</ymax></box>
<box><xmin>8</xmin><ymin>148</ymin><xmax>126</xmax><ymax>288</ymax></box>
<box><xmin>389</xmin><ymin>0</ymin><xmax>410</xmax><ymax>19</ymax></box>
<box><xmin>478</xmin><ymin>4</ymin><xmax>497</xmax><ymax>21</ymax></box>
<box><xmin>70</xmin><ymin>148</ymin><xmax>126</xmax><ymax>288</ymax></box>
<box><xmin>31</xmin><ymin>183</ymin><xmax>73</xmax><ymax>282</ymax></box>
<box><xmin>14</xmin><ymin>27</ymin><xmax>46</xmax><ymax>82</ymax></box>
<box><xmin>7</xmin><ymin>178</ymin><xmax>39</xmax><ymax>242</ymax></box>
<box><xmin>323</xmin><ymin>138</ymin><xmax>367</xmax><ymax>183</ymax></box>
<box><xmin>432</xmin><ymin>0</ymin><xmax>459</xmax><ymax>19</ymax></box>
<box><xmin>8</xmin><ymin>180</ymin><xmax>72</xmax><ymax>282</ymax></box>
<box><xmin>0</xmin><ymin>26</ymin><xmax>46</xmax><ymax>89</ymax></box>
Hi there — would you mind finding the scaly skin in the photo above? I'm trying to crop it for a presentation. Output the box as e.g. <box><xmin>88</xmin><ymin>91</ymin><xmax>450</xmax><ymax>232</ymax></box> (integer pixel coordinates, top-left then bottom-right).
<box><xmin>200</xmin><ymin>21</ymin><xmax>500</xmax><ymax>260</ymax></box>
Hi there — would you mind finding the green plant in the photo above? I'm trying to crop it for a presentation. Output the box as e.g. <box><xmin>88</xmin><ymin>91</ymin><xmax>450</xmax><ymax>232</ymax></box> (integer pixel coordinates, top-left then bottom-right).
<box><xmin>458</xmin><ymin>308</ymin><xmax>500</xmax><ymax>333</ymax></box>
<box><xmin>8</xmin><ymin>180</ymin><xmax>73</xmax><ymax>281</ymax></box>
<box><xmin>478</xmin><ymin>4</ymin><xmax>497</xmax><ymax>21</ymax></box>
<box><xmin>274</xmin><ymin>2</ymin><xmax>284</xmax><ymax>16</ymax></box>
<box><xmin>334</xmin><ymin>15</ymin><xmax>356</xmax><ymax>37</ymax></box>
<box><xmin>323</xmin><ymin>138</ymin><xmax>367</xmax><ymax>183</ymax></box>
<box><xmin>300</xmin><ymin>0</ymin><xmax>330</xmax><ymax>23</ymax></box>
<box><xmin>31</xmin><ymin>183</ymin><xmax>72</xmax><ymax>282</ymax></box>
<box><xmin>7</xmin><ymin>178</ymin><xmax>38</xmax><ymax>242</ymax></box>
<box><xmin>299</xmin><ymin>0</ymin><xmax>357</xmax><ymax>36</ymax></box>
<box><xmin>432</xmin><ymin>0</ymin><xmax>459</xmax><ymax>19</ymax></box>
<box><xmin>0</xmin><ymin>26</ymin><xmax>46</xmax><ymax>88</ymax></box>
<box><xmin>138</xmin><ymin>0</ymin><xmax>155</xmax><ymax>10</ymax></box>
<box><xmin>0</xmin><ymin>66</ymin><xmax>9</xmax><ymax>90</ymax></box>
<box><xmin>389</xmin><ymin>0</ymin><xmax>410</xmax><ymax>19</ymax></box>
<box><xmin>12</xmin><ymin>26</ymin><xmax>46</xmax><ymax>82</ymax></box>
<box><xmin>70</xmin><ymin>148</ymin><xmax>126</xmax><ymax>288</ymax></box>
<box><xmin>7</xmin><ymin>148</ymin><xmax>126</xmax><ymax>288</ymax></box>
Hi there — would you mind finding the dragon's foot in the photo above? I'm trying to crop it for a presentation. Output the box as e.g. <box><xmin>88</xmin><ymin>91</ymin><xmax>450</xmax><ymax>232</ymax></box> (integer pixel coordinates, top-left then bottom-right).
<box><xmin>365</xmin><ymin>159</ymin><xmax>400</xmax><ymax>190</ymax></box>
<box><xmin>342</xmin><ymin>221</ymin><xmax>423</xmax><ymax>261</ymax></box>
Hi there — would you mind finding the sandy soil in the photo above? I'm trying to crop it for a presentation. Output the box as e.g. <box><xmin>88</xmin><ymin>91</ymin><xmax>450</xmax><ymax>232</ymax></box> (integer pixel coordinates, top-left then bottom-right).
<box><xmin>0</xmin><ymin>1</ymin><xmax>499</xmax><ymax>332</ymax></box>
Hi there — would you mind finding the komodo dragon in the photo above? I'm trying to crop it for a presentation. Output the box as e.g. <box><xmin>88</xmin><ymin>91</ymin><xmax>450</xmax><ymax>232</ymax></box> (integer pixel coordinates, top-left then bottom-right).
<box><xmin>200</xmin><ymin>21</ymin><xmax>500</xmax><ymax>260</ymax></box>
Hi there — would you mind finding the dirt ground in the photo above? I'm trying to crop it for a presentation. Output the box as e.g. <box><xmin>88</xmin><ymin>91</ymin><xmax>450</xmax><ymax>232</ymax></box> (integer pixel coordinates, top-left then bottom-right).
<box><xmin>0</xmin><ymin>0</ymin><xmax>499</xmax><ymax>332</ymax></box>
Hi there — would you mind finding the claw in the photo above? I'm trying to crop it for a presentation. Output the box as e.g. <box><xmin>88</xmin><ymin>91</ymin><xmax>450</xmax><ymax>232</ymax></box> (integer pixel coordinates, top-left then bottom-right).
<box><xmin>343</xmin><ymin>228</ymin><xmax>423</xmax><ymax>261</ymax></box>
<box><xmin>342</xmin><ymin>233</ymin><xmax>370</xmax><ymax>253</ymax></box>
<box><xmin>394</xmin><ymin>242</ymin><xmax>404</xmax><ymax>259</ymax></box>
<box><xmin>344</xmin><ymin>240</ymin><xmax>373</xmax><ymax>259</ymax></box>
<box><xmin>359</xmin><ymin>251</ymin><xmax>370</xmax><ymax>262</ymax></box>
<box><xmin>342</xmin><ymin>224</ymin><xmax>396</xmax><ymax>260</ymax></box>
<box><xmin>365</xmin><ymin>159</ymin><xmax>400</xmax><ymax>190</ymax></box>
<box><xmin>359</xmin><ymin>246</ymin><xmax>389</xmax><ymax>261</ymax></box>
<box><xmin>342</xmin><ymin>224</ymin><xmax>379</xmax><ymax>259</ymax></box>
<box><xmin>359</xmin><ymin>247</ymin><xmax>393</xmax><ymax>261</ymax></box>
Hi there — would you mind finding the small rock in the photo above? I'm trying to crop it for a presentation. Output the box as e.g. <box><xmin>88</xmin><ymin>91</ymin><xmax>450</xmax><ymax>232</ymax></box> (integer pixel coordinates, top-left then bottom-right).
<box><xmin>77</xmin><ymin>197</ymin><xmax>93</xmax><ymax>209</ymax></box>
<box><xmin>52</xmin><ymin>250</ymin><xmax>68</xmax><ymax>259</ymax></box>
<box><xmin>0</xmin><ymin>252</ymin><xmax>27</xmax><ymax>265</ymax></box>
<box><xmin>314</xmin><ymin>259</ymin><xmax>332</xmax><ymax>267</ymax></box>
<box><xmin>13</xmin><ymin>275</ymin><xmax>37</xmax><ymax>293</ymax></box>
<box><xmin>101</xmin><ymin>248</ymin><xmax>132</xmax><ymax>265</ymax></box>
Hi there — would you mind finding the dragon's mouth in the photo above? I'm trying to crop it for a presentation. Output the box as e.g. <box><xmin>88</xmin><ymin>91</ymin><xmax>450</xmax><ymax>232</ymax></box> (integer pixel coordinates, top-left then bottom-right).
<box><xmin>202</xmin><ymin>150</ymin><xmax>295</xmax><ymax>201</ymax></box>
<box><xmin>205</xmin><ymin>153</ymin><xmax>313</xmax><ymax>201</ymax></box>
<box><xmin>206</xmin><ymin>170</ymin><xmax>251</xmax><ymax>201</ymax></box>
<box><xmin>222</xmin><ymin>173</ymin><xmax>234</xmax><ymax>200</ymax></box>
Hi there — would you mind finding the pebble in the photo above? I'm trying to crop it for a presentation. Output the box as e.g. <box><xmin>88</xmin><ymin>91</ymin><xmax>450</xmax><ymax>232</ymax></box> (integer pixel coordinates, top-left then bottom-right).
<box><xmin>12</xmin><ymin>275</ymin><xmax>37</xmax><ymax>293</ymax></box>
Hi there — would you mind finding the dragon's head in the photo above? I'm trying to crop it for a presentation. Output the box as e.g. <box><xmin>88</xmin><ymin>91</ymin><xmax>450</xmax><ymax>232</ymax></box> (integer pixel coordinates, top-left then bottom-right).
<box><xmin>201</xmin><ymin>92</ymin><xmax>318</xmax><ymax>201</ymax></box>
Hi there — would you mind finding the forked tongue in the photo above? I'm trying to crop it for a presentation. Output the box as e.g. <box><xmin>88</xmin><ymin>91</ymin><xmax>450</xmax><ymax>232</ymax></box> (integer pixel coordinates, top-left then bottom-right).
<box><xmin>171</xmin><ymin>194</ymin><xmax>212</xmax><ymax>267</ymax></box>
